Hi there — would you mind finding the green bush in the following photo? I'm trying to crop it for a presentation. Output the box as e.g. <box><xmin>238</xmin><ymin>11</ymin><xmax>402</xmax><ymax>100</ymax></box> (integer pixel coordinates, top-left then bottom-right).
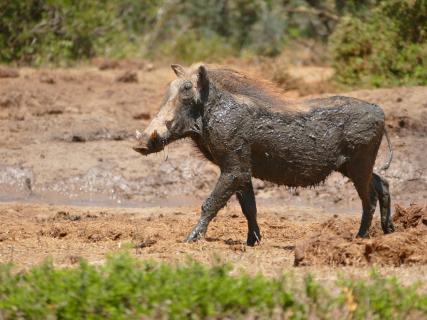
<box><xmin>150</xmin><ymin>1</ymin><xmax>288</xmax><ymax>62</ymax></box>
<box><xmin>0</xmin><ymin>0</ymin><xmax>45</xmax><ymax>63</ymax></box>
<box><xmin>0</xmin><ymin>0</ymin><xmax>349</xmax><ymax>65</ymax></box>
<box><xmin>329</xmin><ymin>0</ymin><xmax>427</xmax><ymax>87</ymax></box>
<box><xmin>0</xmin><ymin>253</ymin><xmax>426</xmax><ymax>319</ymax></box>
<box><xmin>0</xmin><ymin>1</ymin><xmax>128</xmax><ymax>64</ymax></box>
<box><xmin>1</xmin><ymin>0</ymin><xmax>426</xmax><ymax>88</ymax></box>
<box><xmin>157</xmin><ymin>30</ymin><xmax>235</xmax><ymax>64</ymax></box>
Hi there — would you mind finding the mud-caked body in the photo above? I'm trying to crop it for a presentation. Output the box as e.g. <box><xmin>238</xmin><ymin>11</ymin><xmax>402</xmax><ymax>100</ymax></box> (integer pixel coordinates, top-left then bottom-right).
<box><xmin>134</xmin><ymin>64</ymin><xmax>394</xmax><ymax>245</ymax></box>
<box><xmin>199</xmin><ymin>93</ymin><xmax>385</xmax><ymax>187</ymax></box>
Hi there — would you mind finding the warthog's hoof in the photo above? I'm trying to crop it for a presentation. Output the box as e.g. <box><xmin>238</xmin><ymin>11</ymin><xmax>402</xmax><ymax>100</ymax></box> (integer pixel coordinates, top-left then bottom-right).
<box><xmin>384</xmin><ymin>223</ymin><xmax>395</xmax><ymax>234</ymax></box>
<box><xmin>184</xmin><ymin>227</ymin><xmax>206</xmax><ymax>243</ymax></box>
<box><xmin>356</xmin><ymin>232</ymin><xmax>368</xmax><ymax>238</ymax></box>
<box><xmin>184</xmin><ymin>234</ymin><xmax>201</xmax><ymax>243</ymax></box>
<box><xmin>246</xmin><ymin>229</ymin><xmax>261</xmax><ymax>246</ymax></box>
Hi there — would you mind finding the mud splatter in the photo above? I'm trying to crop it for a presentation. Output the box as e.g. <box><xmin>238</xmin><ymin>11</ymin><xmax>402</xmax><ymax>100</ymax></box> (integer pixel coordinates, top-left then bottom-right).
<box><xmin>294</xmin><ymin>204</ymin><xmax>427</xmax><ymax>267</ymax></box>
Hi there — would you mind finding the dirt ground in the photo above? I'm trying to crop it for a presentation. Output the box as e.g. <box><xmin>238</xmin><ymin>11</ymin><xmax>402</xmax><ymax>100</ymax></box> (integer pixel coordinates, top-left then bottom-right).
<box><xmin>0</xmin><ymin>63</ymin><xmax>426</xmax><ymax>284</ymax></box>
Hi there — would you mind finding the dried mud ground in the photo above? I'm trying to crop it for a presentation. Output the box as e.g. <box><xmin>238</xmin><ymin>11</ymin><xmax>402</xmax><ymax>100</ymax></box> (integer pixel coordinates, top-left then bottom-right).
<box><xmin>0</xmin><ymin>64</ymin><xmax>426</xmax><ymax>285</ymax></box>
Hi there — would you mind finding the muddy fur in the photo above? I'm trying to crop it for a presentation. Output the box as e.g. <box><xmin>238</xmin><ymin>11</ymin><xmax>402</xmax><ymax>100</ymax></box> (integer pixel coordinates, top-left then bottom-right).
<box><xmin>134</xmin><ymin>64</ymin><xmax>394</xmax><ymax>245</ymax></box>
<box><xmin>201</xmin><ymin>64</ymin><xmax>291</xmax><ymax>109</ymax></box>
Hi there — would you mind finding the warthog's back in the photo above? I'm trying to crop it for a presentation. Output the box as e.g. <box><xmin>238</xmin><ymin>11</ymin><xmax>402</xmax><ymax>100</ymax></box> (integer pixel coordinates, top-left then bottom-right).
<box><xmin>249</xmin><ymin>96</ymin><xmax>385</xmax><ymax>187</ymax></box>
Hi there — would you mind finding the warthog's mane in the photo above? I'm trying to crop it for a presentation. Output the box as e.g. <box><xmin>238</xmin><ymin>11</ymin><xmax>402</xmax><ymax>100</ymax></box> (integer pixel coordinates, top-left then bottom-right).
<box><xmin>188</xmin><ymin>63</ymin><xmax>295</xmax><ymax>112</ymax></box>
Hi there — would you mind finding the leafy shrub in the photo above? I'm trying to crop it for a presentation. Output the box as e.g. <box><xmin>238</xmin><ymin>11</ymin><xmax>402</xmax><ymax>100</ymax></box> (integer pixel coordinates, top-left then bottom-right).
<box><xmin>329</xmin><ymin>0</ymin><xmax>427</xmax><ymax>87</ymax></box>
<box><xmin>0</xmin><ymin>0</ymin><xmax>351</xmax><ymax>65</ymax></box>
<box><xmin>0</xmin><ymin>253</ymin><xmax>426</xmax><ymax>319</ymax></box>
<box><xmin>0</xmin><ymin>0</ymin><xmax>126</xmax><ymax>64</ymax></box>
<box><xmin>248</xmin><ymin>3</ymin><xmax>286</xmax><ymax>56</ymax></box>
<box><xmin>157</xmin><ymin>30</ymin><xmax>235</xmax><ymax>64</ymax></box>
<box><xmin>149</xmin><ymin>1</ymin><xmax>288</xmax><ymax>62</ymax></box>
<box><xmin>0</xmin><ymin>0</ymin><xmax>45</xmax><ymax>63</ymax></box>
<box><xmin>1</xmin><ymin>0</ymin><xmax>426</xmax><ymax>89</ymax></box>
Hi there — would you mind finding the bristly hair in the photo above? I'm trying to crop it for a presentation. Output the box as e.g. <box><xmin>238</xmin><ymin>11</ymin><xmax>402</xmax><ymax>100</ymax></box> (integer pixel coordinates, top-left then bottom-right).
<box><xmin>187</xmin><ymin>63</ymin><xmax>296</xmax><ymax>113</ymax></box>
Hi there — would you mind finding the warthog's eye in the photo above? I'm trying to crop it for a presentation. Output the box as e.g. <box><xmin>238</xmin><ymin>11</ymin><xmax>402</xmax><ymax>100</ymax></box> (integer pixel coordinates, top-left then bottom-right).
<box><xmin>165</xmin><ymin>120</ymin><xmax>173</xmax><ymax>130</ymax></box>
<box><xmin>183</xmin><ymin>81</ymin><xmax>193</xmax><ymax>91</ymax></box>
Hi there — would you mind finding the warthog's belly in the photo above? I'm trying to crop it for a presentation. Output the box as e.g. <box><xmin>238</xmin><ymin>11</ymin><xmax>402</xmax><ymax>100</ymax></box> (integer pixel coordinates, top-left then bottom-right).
<box><xmin>251</xmin><ymin>151</ymin><xmax>338</xmax><ymax>187</ymax></box>
<box><xmin>251</xmin><ymin>143</ymin><xmax>341</xmax><ymax>187</ymax></box>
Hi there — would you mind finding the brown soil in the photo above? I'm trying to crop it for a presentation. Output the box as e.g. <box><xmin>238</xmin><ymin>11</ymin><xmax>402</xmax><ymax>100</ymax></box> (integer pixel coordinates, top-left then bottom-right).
<box><xmin>0</xmin><ymin>202</ymin><xmax>317</xmax><ymax>270</ymax></box>
<box><xmin>0</xmin><ymin>63</ymin><xmax>426</xmax><ymax>284</ymax></box>
<box><xmin>295</xmin><ymin>204</ymin><xmax>427</xmax><ymax>267</ymax></box>
<box><xmin>1</xmin><ymin>202</ymin><xmax>426</xmax><ymax>287</ymax></box>
<box><xmin>0</xmin><ymin>66</ymin><xmax>19</xmax><ymax>78</ymax></box>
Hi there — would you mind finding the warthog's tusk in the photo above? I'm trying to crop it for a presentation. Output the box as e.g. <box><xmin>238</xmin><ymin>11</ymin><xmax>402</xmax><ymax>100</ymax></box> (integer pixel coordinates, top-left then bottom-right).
<box><xmin>151</xmin><ymin>130</ymin><xmax>158</xmax><ymax>140</ymax></box>
<box><xmin>135</xmin><ymin>129</ymin><xmax>143</xmax><ymax>140</ymax></box>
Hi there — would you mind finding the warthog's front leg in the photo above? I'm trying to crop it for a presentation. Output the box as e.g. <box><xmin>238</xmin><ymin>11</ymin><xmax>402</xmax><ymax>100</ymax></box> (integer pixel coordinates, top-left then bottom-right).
<box><xmin>185</xmin><ymin>170</ymin><xmax>249</xmax><ymax>243</ymax></box>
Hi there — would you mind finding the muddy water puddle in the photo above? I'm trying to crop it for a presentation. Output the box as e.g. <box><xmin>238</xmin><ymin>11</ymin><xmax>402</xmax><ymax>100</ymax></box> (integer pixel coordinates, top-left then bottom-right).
<box><xmin>0</xmin><ymin>164</ymin><xmax>364</xmax><ymax>215</ymax></box>
<box><xmin>0</xmin><ymin>164</ymin><xmax>199</xmax><ymax>208</ymax></box>
<box><xmin>0</xmin><ymin>182</ymin><xmax>200</xmax><ymax>209</ymax></box>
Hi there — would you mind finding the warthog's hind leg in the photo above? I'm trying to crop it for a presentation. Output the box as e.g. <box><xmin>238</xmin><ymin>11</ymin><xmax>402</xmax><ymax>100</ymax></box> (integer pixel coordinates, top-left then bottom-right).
<box><xmin>356</xmin><ymin>180</ymin><xmax>378</xmax><ymax>237</ymax></box>
<box><xmin>236</xmin><ymin>182</ymin><xmax>261</xmax><ymax>246</ymax></box>
<box><xmin>372</xmin><ymin>173</ymin><xmax>395</xmax><ymax>234</ymax></box>
<box><xmin>339</xmin><ymin>169</ymin><xmax>377</xmax><ymax>237</ymax></box>
<box><xmin>338</xmin><ymin>144</ymin><xmax>380</xmax><ymax>237</ymax></box>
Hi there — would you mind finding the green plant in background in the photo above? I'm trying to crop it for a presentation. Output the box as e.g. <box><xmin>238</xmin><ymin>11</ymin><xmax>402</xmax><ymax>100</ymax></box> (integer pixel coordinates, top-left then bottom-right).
<box><xmin>45</xmin><ymin>1</ymin><xmax>124</xmax><ymax>63</ymax></box>
<box><xmin>0</xmin><ymin>0</ymin><xmax>45</xmax><ymax>63</ymax></box>
<box><xmin>158</xmin><ymin>30</ymin><xmax>235</xmax><ymax>64</ymax></box>
<box><xmin>338</xmin><ymin>270</ymin><xmax>427</xmax><ymax>319</ymax></box>
<box><xmin>248</xmin><ymin>2</ymin><xmax>286</xmax><ymax>56</ymax></box>
<box><xmin>0</xmin><ymin>0</ymin><xmax>426</xmax><ymax>87</ymax></box>
<box><xmin>148</xmin><ymin>0</ymin><xmax>287</xmax><ymax>62</ymax></box>
<box><xmin>329</xmin><ymin>0</ymin><xmax>427</xmax><ymax>87</ymax></box>
<box><xmin>0</xmin><ymin>253</ymin><xmax>426</xmax><ymax>319</ymax></box>
<box><xmin>0</xmin><ymin>0</ymin><xmax>123</xmax><ymax>64</ymax></box>
<box><xmin>0</xmin><ymin>0</ymin><xmax>342</xmax><ymax>64</ymax></box>
<box><xmin>143</xmin><ymin>0</ymin><xmax>265</xmax><ymax>62</ymax></box>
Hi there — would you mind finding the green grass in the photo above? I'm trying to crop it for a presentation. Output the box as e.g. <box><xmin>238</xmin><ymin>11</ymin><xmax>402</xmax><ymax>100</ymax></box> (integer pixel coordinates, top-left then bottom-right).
<box><xmin>0</xmin><ymin>254</ymin><xmax>426</xmax><ymax>319</ymax></box>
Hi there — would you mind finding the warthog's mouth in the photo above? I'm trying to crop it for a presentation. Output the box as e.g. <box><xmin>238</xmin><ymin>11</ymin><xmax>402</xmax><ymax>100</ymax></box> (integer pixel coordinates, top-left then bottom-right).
<box><xmin>132</xmin><ymin>145</ymin><xmax>152</xmax><ymax>156</ymax></box>
<box><xmin>132</xmin><ymin>130</ymin><xmax>168</xmax><ymax>156</ymax></box>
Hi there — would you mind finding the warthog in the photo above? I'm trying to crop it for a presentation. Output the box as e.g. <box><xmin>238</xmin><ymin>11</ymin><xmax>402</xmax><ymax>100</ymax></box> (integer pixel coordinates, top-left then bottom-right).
<box><xmin>133</xmin><ymin>63</ymin><xmax>394</xmax><ymax>245</ymax></box>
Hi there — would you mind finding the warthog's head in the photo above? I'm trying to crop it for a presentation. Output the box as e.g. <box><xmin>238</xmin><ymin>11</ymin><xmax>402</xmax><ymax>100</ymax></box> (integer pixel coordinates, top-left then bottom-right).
<box><xmin>133</xmin><ymin>64</ymin><xmax>209</xmax><ymax>155</ymax></box>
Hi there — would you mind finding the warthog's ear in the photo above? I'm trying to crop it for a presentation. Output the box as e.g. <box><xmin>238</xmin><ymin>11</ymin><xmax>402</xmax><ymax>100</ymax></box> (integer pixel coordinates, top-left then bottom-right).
<box><xmin>197</xmin><ymin>65</ymin><xmax>209</xmax><ymax>94</ymax></box>
<box><xmin>171</xmin><ymin>64</ymin><xmax>186</xmax><ymax>77</ymax></box>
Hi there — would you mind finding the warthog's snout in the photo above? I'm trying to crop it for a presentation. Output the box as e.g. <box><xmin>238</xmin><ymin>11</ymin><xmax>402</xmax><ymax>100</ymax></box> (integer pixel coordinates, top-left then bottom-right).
<box><xmin>133</xmin><ymin>130</ymin><xmax>163</xmax><ymax>155</ymax></box>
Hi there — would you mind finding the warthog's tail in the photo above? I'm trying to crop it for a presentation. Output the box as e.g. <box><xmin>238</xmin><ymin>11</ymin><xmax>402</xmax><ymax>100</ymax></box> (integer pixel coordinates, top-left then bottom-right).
<box><xmin>380</xmin><ymin>128</ymin><xmax>393</xmax><ymax>171</ymax></box>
